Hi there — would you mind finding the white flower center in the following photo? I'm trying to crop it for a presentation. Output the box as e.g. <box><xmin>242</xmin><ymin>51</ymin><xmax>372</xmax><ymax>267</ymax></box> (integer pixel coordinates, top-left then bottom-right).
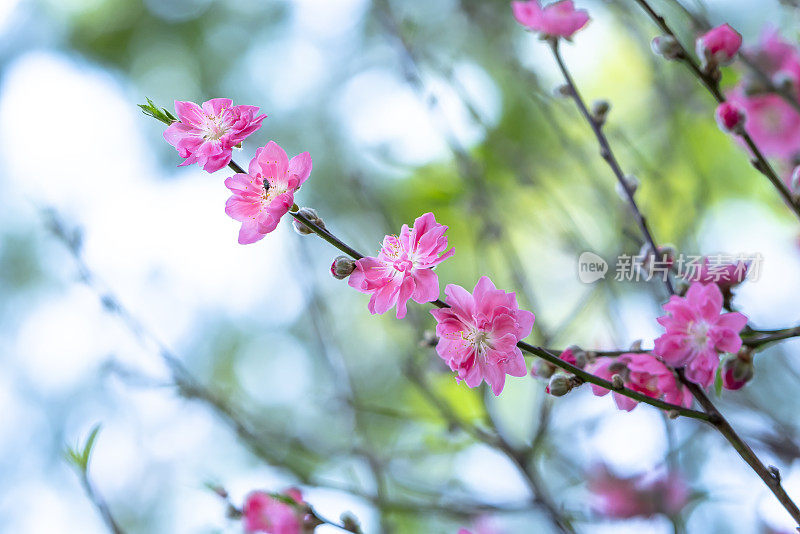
<box><xmin>687</xmin><ymin>320</ymin><xmax>711</xmax><ymax>349</ymax></box>
<box><xmin>202</xmin><ymin>114</ymin><xmax>231</xmax><ymax>141</ymax></box>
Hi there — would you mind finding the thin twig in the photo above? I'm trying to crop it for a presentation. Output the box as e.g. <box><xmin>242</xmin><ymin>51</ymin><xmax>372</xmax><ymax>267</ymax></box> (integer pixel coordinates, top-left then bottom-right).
<box><xmin>631</xmin><ymin>0</ymin><xmax>800</xmax><ymax>222</ymax></box>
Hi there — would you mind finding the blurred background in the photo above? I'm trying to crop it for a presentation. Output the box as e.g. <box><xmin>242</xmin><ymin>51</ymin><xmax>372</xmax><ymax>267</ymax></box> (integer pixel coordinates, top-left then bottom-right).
<box><xmin>2</xmin><ymin>0</ymin><xmax>800</xmax><ymax>532</ymax></box>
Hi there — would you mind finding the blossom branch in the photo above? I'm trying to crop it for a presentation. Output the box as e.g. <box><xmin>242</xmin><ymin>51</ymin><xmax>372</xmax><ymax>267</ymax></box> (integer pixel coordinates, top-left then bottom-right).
<box><xmin>544</xmin><ymin>36</ymin><xmax>800</xmax><ymax>526</ymax></box>
<box><xmin>663</xmin><ymin>0</ymin><xmax>800</xmax><ymax>114</ymax></box>
<box><xmin>228</xmin><ymin>156</ymin><xmax>712</xmax><ymax>421</ymax></box>
<box><xmin>49</xmin><ymin>209</ymin><xmax>544</xmax><ymax>522</ymax></box>
<box><xmin>631</xmin><ymin>0</ymin><xmax>800</xmax><ymax>222</ymax></box>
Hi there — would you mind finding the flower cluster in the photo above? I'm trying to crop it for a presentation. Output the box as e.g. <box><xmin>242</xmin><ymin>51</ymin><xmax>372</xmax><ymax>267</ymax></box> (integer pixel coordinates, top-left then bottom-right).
<box><xmin>588</xmin><ymin>352</ymin><xmax>693</xmax><ymax>411</ymax></box>
<box><xmin>162</xmin><ymin>98</ymin><xmax>311</xmax><ymax>244</ymax></box>
<box><xmin>725</xmin><ymin>30</ymin><xmax>800</xmax><ymax>161</ymax></box>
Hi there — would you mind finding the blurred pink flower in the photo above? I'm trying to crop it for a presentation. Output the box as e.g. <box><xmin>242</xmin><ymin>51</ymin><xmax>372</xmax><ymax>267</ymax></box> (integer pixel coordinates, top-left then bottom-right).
<box><xmin>348</xmin><ymin>212</ymin><xmax>453</xmax><ymax>319</ymax></box>
<box><xmin>224</xmin><ymin>141</ymin><xmax>312</xmax><ymax>244</ymax></box>
<box><xmin>164</xmin><ymin>98</ymin><xmax>266</xmax><ymax>172</ymax></box>
<box><xmin>696</xmin><ymin>24</ymin><xmax>742</xmax><ymax>67</ymax></box>
<box><xmin>681</xmin><ymin>256</ymin><xmax>749</xmax><ymax>290</ymax></box>
<box><xmin>457</xmin><ymin>516</ymin><xmax>503</xmax><ymax>534</ymax></box>
<box><xmin>530</xmin><ymin>346</ymin><xmax>577</xmax><ymax>378</ymax></box>
<box><xmin>431</xmin><ymin>276</ymin><xmax>534</xmax><ymax>395</ymax></box>
<box><xmin>654</xmin><ymin>282</ymin><xmax>747</xmax><ymax>387</ymax></box>
<box><xmin>728</xmin><ymin>29</ymin><xmax>800</xmax><ymax>159</ymax></box>
<box><xmin>587</xmin><ymin>353</ymin><xmax>692</xmax><ymax>411</ymax></box>
<box><xmin>511</xmin><ymin>0</ymin><xmax>589</xmax><ymax>39</ymax></box>
<box><xmin>589</xmin><ymin>466</ymin><xmax>690</xmax><ymax>519</ymax></box>
<box><xmin>728</xmin><ymin>91</ymin><xmax>800</xmax><ymax>159</ymax></box>
<box><xmin>242</xmin><ymin>488</ymin><xmax>304</xmax><ymax>534</ymax></box>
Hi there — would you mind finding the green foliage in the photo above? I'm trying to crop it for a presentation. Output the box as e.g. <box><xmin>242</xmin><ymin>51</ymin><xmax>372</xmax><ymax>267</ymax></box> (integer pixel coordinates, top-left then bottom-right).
<box><xmin>64</xmin><ymin>424</ymin><xmax>102</xmax><ymax>474</ymax></box>
<box><xmin>138</xmin><ymin>97</ymin><xmax>176</xmax><ymax>126</ymax></box>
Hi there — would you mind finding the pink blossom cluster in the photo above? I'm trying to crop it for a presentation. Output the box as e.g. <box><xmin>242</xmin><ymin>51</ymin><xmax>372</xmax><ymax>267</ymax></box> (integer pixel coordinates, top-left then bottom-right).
<box><xmin>162</xmin><ymin>98</ymin><xmax>312</xmax><ymax>244</ymax></box>
<box><xmin>588</xmin><ymin>352</ymin><xmax>693</xmax><ymax>411</ymax></box>
<box><xmin>242</xmin><ymin>488</ymin><xmax>305</xmax><ymax>534</ymax></box>
<box><xmin>724</xmin><ymin>29</ymin><xmax>800</xmax><ymax>162</ymax></box>
<box><xmin>588</xmin><ymin>465</ymin><xmax>690</xmax><ymax>519</ymax></box>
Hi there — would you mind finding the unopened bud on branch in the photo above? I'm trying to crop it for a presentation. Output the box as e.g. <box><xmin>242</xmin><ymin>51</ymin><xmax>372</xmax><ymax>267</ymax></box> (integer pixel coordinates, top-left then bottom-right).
<box><xmin>591</xmin><ymin>99</ymin><xmax>611</xmax><ymax>125</ymax></box>
<box><xmin>331</xmin><ymin>256</ymin><xmax>356</xmax><ymax>279</ymax></box>
<box><xmin>651</xmin><ymin>35</ymin><xmax>683</xmax><ymax>60</ymax></box>
<box><xmin>292</xmin><ymin>207</ymin><xmax>326</xmax><ymax>235</ymax></box>
<box><xmin>615</xmin><ymin>174</ymin><xmax>639</xmax><ymax>199</ymax></box>
<box><xmin>547</xmin><ymin>374</ymin><xmax>574</xmax><ymax>397</ymax></box>
<box><xmin>611</xmin><ymin>373</ymin><xmax>625</xmax><ymax>390</ymax></box>
<box><xmin>554</xmin><ymin>84</ymin><xmax>573</xmax><ymax>98</ymax></box>
<box><xmin>715</xmin><ymin>101</ymin><xmax>746</xmax><ymax>135</ymax></box>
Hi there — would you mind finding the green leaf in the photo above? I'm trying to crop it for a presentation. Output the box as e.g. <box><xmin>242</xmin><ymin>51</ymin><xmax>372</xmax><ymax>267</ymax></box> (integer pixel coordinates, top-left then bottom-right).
<box><xmin>138</xmin><ymin>97</ymin><xmax>177</xmax><ymax>126</ymax></box>
<box><xmin>714</xmin><ymin>365</ymin><xmax>723</xmax><ymax>397</ymax></box>
<box><xmin>64</xmin><ymin>423</ymin><xmax>102</xmax><ymax>473</ymax></box>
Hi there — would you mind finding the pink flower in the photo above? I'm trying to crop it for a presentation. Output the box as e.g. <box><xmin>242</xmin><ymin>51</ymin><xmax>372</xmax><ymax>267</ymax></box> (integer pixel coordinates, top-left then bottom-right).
<box><xmin>715</xmin><ymin>101</ymin><xmax>746</xmax><ymax>133</ymax></box>
<box><xmin>587</xmin><ymin>353</ymin><xmax>692</xmax><ymax>411</ymax></box>
<box><xmin>696</xmin><ymin>24</ymin><xmax>742</xmax><ymax>67</ymax></box>
<box><xmin>224</xmin><ymin>141</ymin><xmax>312</xmax><ymax>244</ymax></box>
<box><xmin>242</xmin><ymin>488</ymin><xmax>304</xmax><ymax>534</ymax></box>
<box><xmin>589</xmin><ymin>466</ymin><xmax>690</xmax><ymax>519</ymax></box>
<box><xmin>681</xmin><ymin>256</ymin><xmax>750</xmax><ymax>290</ymax></box>
<box><xmin>348</xmin><ymin>213</ymin><xmax>454</xmax><ymax>319</ymax></box>
<box><xmin>164</xmin><ymin>98</ymin><xmax>266</xmax><ymax>172</ymax></box>
<box><xmin>728</xmin><ymin>91</ymin><xmax>800</xmax><ymax>159</ymax></box>
<box><xmin>430</xmin><ymin>277</ymin><xmax>534</xmax><ymax>395</ymax></box>
<box><xmin>654</xmin><ymin>282</ymin><xmax>748</xmax><ymax>388</ymax></box>
<box><xmin>511</xmin><ymin>0</ymin><xmax>589</xmax><ymax>39</ymax></box>
<box><xmin>728</xmin><ymin>30</ymin><xmax>800</xmax><ymax>159</ymax></box>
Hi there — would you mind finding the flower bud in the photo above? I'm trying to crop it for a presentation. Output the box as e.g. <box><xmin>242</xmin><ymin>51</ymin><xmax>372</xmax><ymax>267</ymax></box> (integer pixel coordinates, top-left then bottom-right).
<box><xmin>292</xmin><ymin>207</ymin><xmax>326</xmax><ymax>235</ymax></box>
<box><xmin>715</xmin><ymin>101</ymin><xmax>746</xmax><ymax>134</ymax></box>
<box><xmin>696</xmin><ymin>24</ymin><xmax>742</xmax><ymax>71</ymax></box>
<box><xmin>611</xmin><ymin>373</ymin><xmax>625</xmax><ymax>390</ymax></box>
<box><xmin>651</xmin><ymin>35</ymin><xmax>683</xmax><ymax>60</ymax></box>
<box><xmin>554</xmin><ymin>84</ymin><xmax>573</xmax><ymax>98</ymax></box>
<box><xmin>721</xmin><ymin>354</ymin><xmax>754</xmax><ymax>390</ymax></box>
<box><xmin>591</xmin><ymin>99</ymin><xmax>611</xmax><ymax>125</ymax></box>
<box><xmin>531</xmin><ymin>359</ymin><xmax>556</xmax><ymax>379</ymax></box>
<box><xmin>331</xmin><ymin>255</ymin><xmax>356</xmax><ymax>280</ymax></box>
<box><xmin>615</xmin><ymin>174</ymin><xmax>639</xmax><ymax>200</ymax></box>
<box><xmin>547</xmin><ymin>374</ymin><xmax>573</xmax><ymax>397</ymax></box>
